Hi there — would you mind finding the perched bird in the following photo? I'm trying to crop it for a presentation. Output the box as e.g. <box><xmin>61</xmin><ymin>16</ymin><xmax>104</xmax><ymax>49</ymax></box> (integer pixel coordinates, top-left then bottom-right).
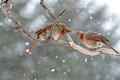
<box><xmin>26</xmin><ymin>23</ymin><xmax>71</xmax><ymax>55</ymax></box>
<box><xmin>1</xmin><ymin>0</ymin><xmax>12</xmax><ymax>10</ymax></box>
<box><xmin>77</xmin><ymin>31</ymin><xmax>119</xmax><ymax>53</ymax></box>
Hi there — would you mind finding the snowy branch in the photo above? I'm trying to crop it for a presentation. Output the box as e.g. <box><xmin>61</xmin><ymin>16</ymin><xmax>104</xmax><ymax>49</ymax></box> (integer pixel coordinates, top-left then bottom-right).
<box><xmin>40</xmin><ymin>0</ymin><xmax>57</xmax><ymax>21</ymax></box>
<box><xmin>0</xmin><ymin>1</ymin><xmax>120</xmax><ymax>56</ymax></box>
<box><xmin>0</xmin><ymin>3</ymin><xmax>37</xmax><ymax>42</ymax></box>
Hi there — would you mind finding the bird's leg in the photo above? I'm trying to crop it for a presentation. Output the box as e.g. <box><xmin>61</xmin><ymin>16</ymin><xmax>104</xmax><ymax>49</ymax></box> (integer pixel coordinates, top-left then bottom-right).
<box><xmin>89</xmin><ymin>48</ymin><xmax>96</xmax><ymax>51</ymax></box>
<box><xmin>89</xmin><ymin>47</ymin><xmax>100</xmax><ymax>51</ymax></box>
<box><xmin>51</xmin><ymin>37</ymin><xmax>55</xmax><ymax>41</ymax></box>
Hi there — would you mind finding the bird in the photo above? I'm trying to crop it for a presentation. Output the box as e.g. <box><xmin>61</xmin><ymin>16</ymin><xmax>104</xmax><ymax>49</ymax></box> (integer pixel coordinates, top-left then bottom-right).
<box><xmin>76</xmin><ymin>31</ymin><xmax>119</xmax><ymax>53</ymax></box>
<box><xmin>1</xmin><ymin>0</ymin><xmax>12</xmax><ymax>10</ymax></box>
<box><xmin>26</xmin><ymin>23</ymin><xmax>71</xmax><ymax>55</ymax></box>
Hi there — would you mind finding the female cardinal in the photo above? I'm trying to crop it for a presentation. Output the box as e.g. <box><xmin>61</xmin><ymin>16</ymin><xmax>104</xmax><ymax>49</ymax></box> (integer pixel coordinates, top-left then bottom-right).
<box><xmin>77</xmin><ymin>31</ymin><xmax>119</xmax><ymax>53</ymax></box>
<box><xmin>26</xmin><ymin>23</ymin><xmax>71</xmax><ymax>55</ymax></box>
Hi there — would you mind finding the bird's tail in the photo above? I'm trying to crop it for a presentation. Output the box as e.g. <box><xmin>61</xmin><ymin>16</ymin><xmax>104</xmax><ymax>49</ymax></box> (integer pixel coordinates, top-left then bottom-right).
<box><xmin>104</xmin><ymin>42</ymin><xmax>119</xmax><ymax>54</ymax></box>
<box><xmin>26</xmin><ymin>42</ymin><xmax>37</xmax><ymax>55</ymax></box>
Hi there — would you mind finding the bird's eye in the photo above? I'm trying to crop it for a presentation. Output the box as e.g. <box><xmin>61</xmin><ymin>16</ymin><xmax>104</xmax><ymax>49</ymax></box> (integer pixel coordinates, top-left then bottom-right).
<box><xmin>61</xmin><ymin>29</ymin><xmax>65</xmax><ymax>35</ymax></box>
<box><xmin>81</xmin><ymin>34</ymin><xmax>83</xmax><ymax>37</ymax></box>
<box><xmin>61</xmin><ymin>29</ymin><xmax>65</xmax><ymax>33</ymax></box>
<box><xmin>62</xmin><ymin>29</ymin><xmax>65</xmax><ymax>32</ymax></box>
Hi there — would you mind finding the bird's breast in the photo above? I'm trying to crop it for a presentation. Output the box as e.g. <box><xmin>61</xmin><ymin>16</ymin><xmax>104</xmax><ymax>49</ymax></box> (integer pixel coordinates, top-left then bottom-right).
<box><xmin>82</xmin><ymin>39</ymin><xmax>104</xmax><ymax>49</ymax></box>
<box><xmin>51</xmin><ymin>31</ymin><xmax>60</xmax><ymax>40</ymax></box>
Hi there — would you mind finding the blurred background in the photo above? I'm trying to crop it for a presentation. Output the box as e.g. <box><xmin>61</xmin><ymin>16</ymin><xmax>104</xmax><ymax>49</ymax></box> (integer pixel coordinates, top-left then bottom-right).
<box><xmin>0</xmin><ymin>0</ymin><xmax>120</xmax><ymax>80</ymax></box>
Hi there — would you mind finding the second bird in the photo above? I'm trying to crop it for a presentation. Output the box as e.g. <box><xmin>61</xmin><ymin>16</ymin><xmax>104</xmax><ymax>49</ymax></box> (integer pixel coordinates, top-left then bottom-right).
<box><xmin>77</xmin><ymin>31</ymin><xmax>119</xmax><ymax>53</ymax></box>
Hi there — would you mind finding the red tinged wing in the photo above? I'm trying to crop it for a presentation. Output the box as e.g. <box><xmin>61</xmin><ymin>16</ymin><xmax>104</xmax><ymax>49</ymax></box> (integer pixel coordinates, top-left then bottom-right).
<box><xmin>85</xmin><ymin>33</ymin><xmax>106</xmax><ymax>41</ymax></box>
<box><xmin>35</xmin><ymin>28</ymin><xmax>43</xmax><ymax>35</ymax></box>
<box><xmin>26</xmin><ymin>24</ymin><xmax>53</xmax><ymax>55</ymax></box>
<box><xmin>42</xmin><ymin>24</ymin><xmax>52</xmax><ymax>31</ymax></box>
<box><xmin>35</xmin><ymin>24</ymin><xmax>52</xmax><ymax>35</ymax></box>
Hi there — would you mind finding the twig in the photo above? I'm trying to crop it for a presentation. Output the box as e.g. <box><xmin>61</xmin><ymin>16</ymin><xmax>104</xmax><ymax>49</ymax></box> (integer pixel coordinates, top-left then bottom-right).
<box><xmin>65</xmin><ymin>33</ymin><xmax>74</xmax><ymax>43</ymax></box>
<box><xmin>40</xmin><ymin>0</ymin><xmax>68</xmax><ymax>39</ymax></box>
<box><xmin>0</xmin><ymin>4</ymin><xmax>37</xmax><ymax>42</ymax></box>
<box><xmin>48</xmin><ymin>9</ymin><xmax>68</xmax><ymax>39</ymax></box>
<box><xmin>40</xmin><ymin>0</ymin><xmax>57</xmax><ymax>21</ymax></box>
<box><xmin>53</xmin><ymin>40</ymin><xmax>120</xmax><ymax>56</ymax></box>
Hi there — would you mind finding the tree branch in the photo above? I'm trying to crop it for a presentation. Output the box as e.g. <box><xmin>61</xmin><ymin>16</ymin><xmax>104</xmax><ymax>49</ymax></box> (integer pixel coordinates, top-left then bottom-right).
<box><xmin>65</xmin><ymin>33</ymin><xmax>74</xmax><ymax>43</ymax></box>
<box><xmin>0</xmin><ymin>1</ymin><xmax>120</xmax><ymax>56</ymax></box>
<box><xmin>0</xmin><ymin>3</ymin><xmax>40</xmax><ymax>43</ymax></box>
<box><xmin>40</xmin><ymin>0</ymin><xmax>57</xmax><ymax>21</ymax></box>
<box><xmin>53</xmin><ymin>40</ymin><xmax>120</xmax><ymax>56</ymax></box>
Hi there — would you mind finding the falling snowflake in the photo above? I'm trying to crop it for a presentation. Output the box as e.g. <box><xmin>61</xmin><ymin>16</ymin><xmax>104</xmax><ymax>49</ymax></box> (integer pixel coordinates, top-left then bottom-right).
<box><xmin>29</xmin><ymin>30</ymin><xmax>32</xmax><ymax>32</ymax></box>
<box><xmin>0</xmin><ymin>22</ymin><xmax>3</xmax><ymax>26</ymax></box>
<box><xmin>91</xmin><ymin>58</ymin><xmax>93</xmax><ymax>60</ymax></box>
<box><xmin>62</xmin><ymin>60</ymin><xmax>65</xmax><ymax>63</ymax></box>
<box><xmin>26</xmin><ymin>49</ymin><xmax>31</xmax><ymax>54</ymax></box>
<box><xmin>98</xmin><ymin>33</ymin><xmax>101</xmax><ymax>35</ymax></box>
<box><xmin>34</xmin><ymin>29</ymin><xmax>36</xmax><ymax>31</ymax></box>
<box><xmin>90</xmin><ymin>16</ymin><xmax>93</xmax><ymax>19</ymax></box>
<box><xmin>51</xmin><ymin>68</ymin><xmax>55</xmax><ymax>72</ymax></box>
<box><xmin>63</xmin><ymin>72</ymin><xmax>66</xmax><ymax>74</ymax></box>
<box><xmin>23</xmin><ymin>73</ymin><xmax>26</xmax><ymax>76</ymax></box>
<box><xmin>55</xmin><ymin>56</ymin><xmax>58</xmax><ymax>59</ymax></box>
<box><xmin>85</xmin><ymin>58</ymin><xmax>88</xmax><ymax>63</ymax></box>
<box><xmin>25</xmin><ymin>42</ymin><xmax>29</xmax><ymax>46</ymax></box>
<box><xmin>89</xmin><ymin>10</ymin><xmax>92</xmax><ymax>13</ymax></box>
<box><xmin>109</xmin><ymin>18</ymin><xmax>112</xmax><ymax>21</ymax></box>
<box><xmin>85</xmin><ymin>2</ymin><xmax>88</xmax><ymax>5</ymax></box>
<box><xmin>68</xmin><ymin>19</ymin><xmax>71</xmax><ymax>22</ymax></box>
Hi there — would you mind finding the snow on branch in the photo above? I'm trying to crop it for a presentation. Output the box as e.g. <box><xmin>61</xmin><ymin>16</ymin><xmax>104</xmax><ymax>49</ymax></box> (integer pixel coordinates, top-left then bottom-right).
<box><xmin>0</xmin><ymin>0</ymin><xmax>120</xmax><ymax>56</ymax></box>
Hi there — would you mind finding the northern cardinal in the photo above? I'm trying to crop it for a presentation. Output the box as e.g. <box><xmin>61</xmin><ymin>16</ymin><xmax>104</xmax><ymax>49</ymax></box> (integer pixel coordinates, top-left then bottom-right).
<box><xmin>26</xmin><ymin>23</ymin><xmax>71</xmax><ymax>55</ymax></box>
<box><xmin>77</xmin><ymin>31</ymin><xmax>119</xmax><ymax>53</ymax></box>
<box><xmin>1</xmin><ymin>0</ymin><xmax>12</xmax><ymax>10</ymax></box>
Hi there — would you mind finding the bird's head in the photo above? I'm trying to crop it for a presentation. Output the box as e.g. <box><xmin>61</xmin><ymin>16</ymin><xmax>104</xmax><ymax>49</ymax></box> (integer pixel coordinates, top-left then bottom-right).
<box><xmin>57</xmin><ymin>23</ymin><xmax>71</xmax><ymax>35</ymax></box>
<box><xmin>76</xmin><ymin>31</ymin><xmax>84</xmax><ymax>39</ymax></box>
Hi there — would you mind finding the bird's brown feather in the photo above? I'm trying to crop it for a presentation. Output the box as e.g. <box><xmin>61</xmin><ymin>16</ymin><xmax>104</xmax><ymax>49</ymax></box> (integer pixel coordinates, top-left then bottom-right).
<box><xmin>85</xmin><ymin>32</ymin><xmax>109</xmax><ymax>42</ymax></box>
<box><xmin>35</xmin><ymin>24</ymin><xmax>52</xmax><ymax>35</ymax></box>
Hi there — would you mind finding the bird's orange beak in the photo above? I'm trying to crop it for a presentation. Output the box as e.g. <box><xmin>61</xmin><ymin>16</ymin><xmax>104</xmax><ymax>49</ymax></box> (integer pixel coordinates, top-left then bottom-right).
<box><xmin>67</xmin><ymin>29</ymin><xmax>71</xmax><ymax>32</ymax></box>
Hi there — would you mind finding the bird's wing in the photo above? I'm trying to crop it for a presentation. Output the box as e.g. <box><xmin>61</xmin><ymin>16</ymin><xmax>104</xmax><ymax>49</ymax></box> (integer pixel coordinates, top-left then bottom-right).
<box><xmin>85</xmin><ymin>33</ymin><xmax>104</xmax><ymax>41</ymax></box>
<box><xmin>35</xmin><ymin>24</ymin><xmax>52</xmax><ymax>35</ymax></box>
